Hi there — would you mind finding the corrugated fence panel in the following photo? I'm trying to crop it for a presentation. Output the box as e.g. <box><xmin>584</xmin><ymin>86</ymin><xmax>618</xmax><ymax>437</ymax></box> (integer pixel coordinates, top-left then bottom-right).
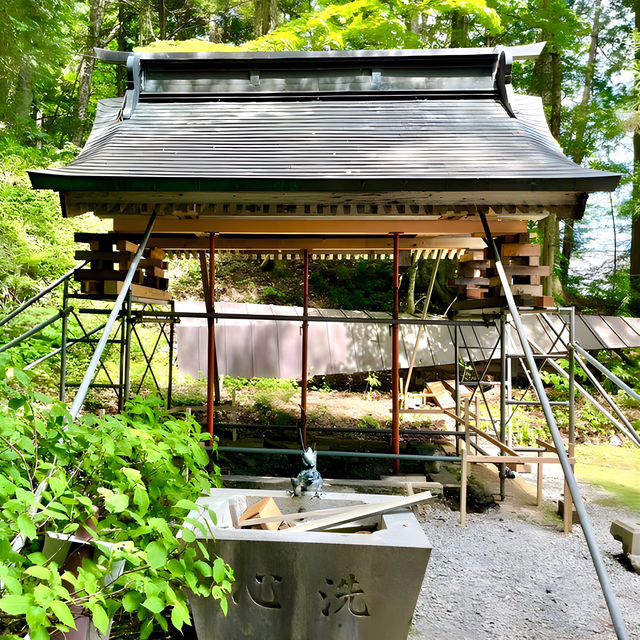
<box><xmin>173</xmin><ymin>302</ymin><xmax>640</xmax><ymax>379</ymax></box>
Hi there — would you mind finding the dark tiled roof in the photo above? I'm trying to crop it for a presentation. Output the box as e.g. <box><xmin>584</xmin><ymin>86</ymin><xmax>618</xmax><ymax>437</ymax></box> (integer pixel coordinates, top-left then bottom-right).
<box><xmin>29</xmin><ymin>47</ymin><xmax>619</xmax><ymax>194</ymax></box>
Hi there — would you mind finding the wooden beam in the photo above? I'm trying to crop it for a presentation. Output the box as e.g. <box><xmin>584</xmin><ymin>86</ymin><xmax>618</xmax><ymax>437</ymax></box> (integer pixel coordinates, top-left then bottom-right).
<box><xmin>467</xmin><ymin>423</ymin><xmax>519</xmax><ymax>456</ymax></box>
<box><xmin>145</xmin><ymin>235</ymin><xmax>488</xmax><ymax>252</ymax></box>
<box><xmin>113</xmin><ymin>217</ymin><xmax>527</xmax><ymax>237</ymax></box>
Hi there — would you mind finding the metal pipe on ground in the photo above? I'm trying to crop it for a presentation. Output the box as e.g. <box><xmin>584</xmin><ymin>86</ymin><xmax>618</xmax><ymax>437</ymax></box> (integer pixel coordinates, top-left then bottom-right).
<box><xmin>480</xmin><ymin>212</ymin><xmax>630</xmax><ymax>640</ymax></box>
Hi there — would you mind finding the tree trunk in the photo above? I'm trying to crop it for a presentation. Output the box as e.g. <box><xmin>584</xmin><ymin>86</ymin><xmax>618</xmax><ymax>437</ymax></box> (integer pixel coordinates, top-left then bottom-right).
<box><xmin>450</xmin><ymin>10</ymin><xmax>466</xmax><ymax>47</ymax></box>
<box><xmin>158</xmin><ymin>0</ymin><xmax>166</xmax><ymax>40</ymax></box>
<box><xmin>72</xmin><ymin>0</ymin><xmax>108</xmax><ymax>146</ymax></box>
<box><xmin>631</xmin><ymin>0</ymin><xmax>640</xmax><ymax>314</ymax></box>
<box><xmin>116</xmin><ymin>2</ymin><xmax>127</xmax><ymax>96</ymax></box>
<box><xmin>405</xmin><ymin>252</ymin><xmax>419</xmax><ymax>314</ymax></box>
<box><xmin>139</xmin><ymin>3</ymin><xmax>155</xmax><ymax>46</ymax></box>
<box><xmin>12</xmin><ymin>60</ymin><xmax>34</xmax><ymax>124</ymax></box>
<box><xmin>254</xmin><ymin>0</ymin><xmax>277</xmax><ymax>36</ymax></box>
<box><xmin>560</xmin><ymin>0</ymin><xmax>601</xmax><ymax>285</ymax></box>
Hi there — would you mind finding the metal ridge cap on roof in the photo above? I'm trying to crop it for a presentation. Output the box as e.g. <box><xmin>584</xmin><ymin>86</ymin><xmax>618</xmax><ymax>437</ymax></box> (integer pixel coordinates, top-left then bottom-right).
<box><xmin>28</xmin><ymin>172</ymin><xmax>621</xmax><ymax>193</ymax></box>
<box><xmin>95</xmin><ymin>43</ymin><xmax>545</xmax><ymax>65</ymax></box>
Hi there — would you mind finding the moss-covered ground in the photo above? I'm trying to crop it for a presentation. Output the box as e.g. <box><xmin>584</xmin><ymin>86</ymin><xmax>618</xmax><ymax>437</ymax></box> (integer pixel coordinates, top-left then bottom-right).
<box><xmin>575</xmin><ymin>443</ymin><xmax>640</xmax><ymax>513</ymax></box>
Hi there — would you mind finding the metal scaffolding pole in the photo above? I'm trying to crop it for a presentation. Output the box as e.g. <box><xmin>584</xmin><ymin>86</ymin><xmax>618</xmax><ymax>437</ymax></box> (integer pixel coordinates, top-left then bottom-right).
<box><xmin>479</xmin><ymin>212</ymin><xmax>629</xmax><ymax>640</ymax></box>
<box><xmin>391</xmin><ymin>233</ymin><xmax>401</xmax><ymax>474</ymax></box>
<box><xmin>167</xmin><ymin>300</ymin><xmax>175</xmax><ymax>410</ymax></box>
<box><xmin>206</xmin><ymin>232</ymin><xmax>216</xmax><ymax>444</ymax></box>
<box><xmin>69</xmin><ymin>213</ymin><xmax>157</xmax><ymax>420</ymax></box>
<box><xmin>300</xmin><ymin>248</ymin><xmax>309</xmax><ymax>448</ymax></box>
<box><xmin>499</xmin><ymin>312</ymin><xmax>507</xmax><ymax>500</ymax></box>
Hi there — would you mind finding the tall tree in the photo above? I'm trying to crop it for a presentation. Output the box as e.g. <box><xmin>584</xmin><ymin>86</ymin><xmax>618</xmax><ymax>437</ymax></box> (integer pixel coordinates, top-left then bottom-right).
<box><xmin>631</xmin><ymin>0</ymin><xmax>640</xmax><ymax>315</ymax></box>
<box><xmin>73</xmin><ymin>0</ymin><xmax>109</xmax><ymax>145</ymax></box>
<box><xmin>559</xmin><ymin>0</ymin><xmax>602</xmax><ymax>286</ymax></box>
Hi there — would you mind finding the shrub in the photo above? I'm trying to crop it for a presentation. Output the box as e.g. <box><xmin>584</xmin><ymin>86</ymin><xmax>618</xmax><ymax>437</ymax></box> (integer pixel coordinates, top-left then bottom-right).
<box><xmin>358</xmin><ymin>415</ymin><xmax>380</xmax><ymax>429</ymax></box>
<box><xmin>0</xmin><ymin>358</ymin><xmax>233</xmax><ymax>640</ymax></box>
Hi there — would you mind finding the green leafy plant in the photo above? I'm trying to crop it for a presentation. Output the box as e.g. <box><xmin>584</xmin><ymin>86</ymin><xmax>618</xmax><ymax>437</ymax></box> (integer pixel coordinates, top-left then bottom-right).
<box><xmin>364</xmin><ymin>372</ymin><xmax>381</xmax><ymax>401</ymax></box>
<box><xmin>358</xmin><ymin>415</ymin><xmax>380</xmax><ymax>429</ymax></box>
<box><xmin>0</xmin><ymin>357</ymin><xmax>233</xmax><ymax>640</ymax></box>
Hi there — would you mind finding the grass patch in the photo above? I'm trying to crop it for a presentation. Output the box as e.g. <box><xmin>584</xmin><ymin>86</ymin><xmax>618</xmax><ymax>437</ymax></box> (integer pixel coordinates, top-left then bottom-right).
<box><xmin>575</xmin><ymin>444</ymin><xmax>640</xmax><ymax>513</ymax></box>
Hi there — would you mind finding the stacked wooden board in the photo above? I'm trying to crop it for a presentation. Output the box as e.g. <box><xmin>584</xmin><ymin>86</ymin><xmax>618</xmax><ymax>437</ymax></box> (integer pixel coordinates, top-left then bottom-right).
<box><xmin>73</xmin><ymin>233</ymin><xmax>171</xmax><ymax>301</ymax></box>
<box><xmin>451</xmin><ymin>233</ymin><xmax>553</xmax><ymax>311</ymax></box>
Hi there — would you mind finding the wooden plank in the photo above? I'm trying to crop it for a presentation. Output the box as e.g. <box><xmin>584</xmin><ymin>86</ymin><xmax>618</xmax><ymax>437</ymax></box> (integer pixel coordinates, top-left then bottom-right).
<box><xmin>536</xmin><ymin>438</ymin><xmax>558</xmax><ymax>454</ymax></box>
<box><xmin>80</xmin><ymin>281</ymin><xmax>103</xmax><ymax>295</ymax></box>
<box><xmin>449</xmin><ymin>277</ymin><xmax>491</xmax><ymax>286</ymax></box>
<box><xmin>425</xmin><ymin>381</ymin><xmax>456</xmax><ymax>410</ymax></box>
<box><xmin>467</xmin><ymin>423</ymin><xmax>520</xmax><ymax>456</ymax></box>
<box><xmin>397</xmin><ymin>408</ymin><xmax>447</xmax><ymax>414</ymax></box>
<box><xmin>143</xmin><ymin>266</ymin><xmax>166</xmax><ymax>278</ymax></box>
<box><xmin>239</xmin><ymin>497</ymin><xmax>282</xmax><ymax>531</ymax></box>
<box><xmin>442</xmin><ymin>380</ymin><xmax>473</xmax><ymax>398</ymax></box>
<box><xmin>75</xmin><ymin>250</ymin><xmax>168</xmax><ymax>270</ymax></box>
<box><xmin>116</xmin><ymin>239</ymin><xmax>139</xmax><ymax>253</ymax></box>
<box><xmin>237</xmin><ymin>506</ymin><xmax>353</xmax><ymax>528</ymax></box>
<box><xmin>501</xmin><ymin>265</ymin><xmax>551</xmax><ymax>277</ymax></box>
<box><xmin>103</xmin><ymin>280</ymin><xmax>172</xmax><ymax>301</ymax></box>
<box><xmin>463</xmin><ymin>287</ymin><xmax>487</xmax><ymax>299</ymax></box>
<box><xmin>536</xmin><ymin>296</ymin><xmax>555</xmax><ymax>308</ymax></box>
<box><xmin>288</xmin><ymin>492</ymin><xmax>433</xmax><ymax>532</ymax></box>
<box><xmin>459</xmin><ymin>250</ymin><xmax>487</xmax><ymax>262</ymax></box>
<box><xmin>496</xmin><ymin>284</ymin><xmax>543</xmax><ymax>296</ymax></box>
<box><xmin>74</xmin><ymin>269</ymin><xmax>144</xmax><ymax>283</ymax></box>
<box><xmin>501</xmin><ymin>243</ymin><xmax>541</xmax><ymax>258</ymax></box>
<box><xmin>459</xmin><ymin>259</ymin><xmax>490</xmax><ymax>269</ymax></box>
<box><xmin>147</xmin><ymin>247</ymin><xmax>166</xmax><ymax>260</ymax></box>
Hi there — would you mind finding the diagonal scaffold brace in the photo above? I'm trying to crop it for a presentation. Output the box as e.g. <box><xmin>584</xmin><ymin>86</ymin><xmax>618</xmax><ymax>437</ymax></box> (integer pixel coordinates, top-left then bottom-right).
<box><xmin>480</xmin><ymin>212</ymin><xmax>629</xmax><ymax>640</ymax></box>
<box><xmin>9</xmin><ymin>213</ymin><xmax>157</xmax><ymax>557</ymax></box>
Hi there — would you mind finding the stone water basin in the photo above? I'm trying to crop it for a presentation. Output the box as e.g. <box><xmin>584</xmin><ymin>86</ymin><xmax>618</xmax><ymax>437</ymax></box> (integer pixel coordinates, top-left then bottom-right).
<box><xmin>186</xmin><ymin>488</ymin><xmax>432</xmax><ymax>640</ymax></box>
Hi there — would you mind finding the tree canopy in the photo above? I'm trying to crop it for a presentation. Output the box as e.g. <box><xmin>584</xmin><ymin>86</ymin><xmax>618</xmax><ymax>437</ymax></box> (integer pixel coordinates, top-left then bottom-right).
<box><xmin>0</xmin><ymin>0</ymin><xmax>636</xmax><ymax>313</ymax></box>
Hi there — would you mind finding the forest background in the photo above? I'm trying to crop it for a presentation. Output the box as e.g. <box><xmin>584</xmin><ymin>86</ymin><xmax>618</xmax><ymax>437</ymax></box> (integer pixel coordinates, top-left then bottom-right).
<box><xmin>0</xmin><ymin>0</ymin><xmax>638</xmax><ymax>316</ymax></box>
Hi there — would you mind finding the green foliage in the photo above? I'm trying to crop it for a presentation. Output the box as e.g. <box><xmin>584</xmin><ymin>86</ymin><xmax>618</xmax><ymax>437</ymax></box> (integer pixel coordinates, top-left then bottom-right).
<box><xmin>358</xmin><ymin>415</ymin><xmax>380</xmax><ymax>429</ymax></box>
<box><xmin>0</xmin><ymin>135</ymin><xmax>108</xmax><ymax>307</ymax></box>
<box><xmin>364</xmin><ymin>372</ymin><xmax>381</xmax><ymax>401</ymax></box>
<box><xmin>0</xmin><ymin>358</ymin><xmax>233</xmax><ymax>640</ymax></box>
<box><xmin>261</xmin><ymin>285</ymin><xmax>287</xmax><ymax>303</ymax></box>
<box><xmin>578</xmin><ymin>402</ymin><xmax>614</xmax><ymax>438</ymax></box>
<box><xmin>510</xmin><ymin>409</ymin><xmax>548</xmax><ymax>446</ymax></box>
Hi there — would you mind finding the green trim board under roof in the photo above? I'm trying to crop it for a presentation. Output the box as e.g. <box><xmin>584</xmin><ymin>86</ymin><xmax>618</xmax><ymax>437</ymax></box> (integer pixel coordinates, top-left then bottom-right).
<box><xmin>29</xmin><ymin>45</ymin><xmax>620</xmax><ymax>219</ymax></box>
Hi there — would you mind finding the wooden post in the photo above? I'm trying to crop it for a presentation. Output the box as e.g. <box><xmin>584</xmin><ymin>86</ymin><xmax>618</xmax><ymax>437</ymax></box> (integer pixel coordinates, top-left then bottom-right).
<box><xmin>206</xmin><ymin>233</ymin><xmax>216</xmax><ymax>445</ymax></box>
<box><xmin>460</xmin><ymin>398</ymin><xmax>470</xmax><ymax>526</ymax></box>
<box><xmin>537</xmin><ymin>449</ymin><xmax>544</xmax><ymax>507</ymax></box>
<box><xmin>300</xmin><ymin>248</ymin><xmax>309</xmax><ymax>448</ymax></box>
<box><xmin>391</xmin><ymin>232</ymin><xmax>400</xmax><ymax>474</ymax></box>
<box><xmin>565</xmin><ymin>308</ymin><xmax>576</xmax><ymax>533</ymax></box>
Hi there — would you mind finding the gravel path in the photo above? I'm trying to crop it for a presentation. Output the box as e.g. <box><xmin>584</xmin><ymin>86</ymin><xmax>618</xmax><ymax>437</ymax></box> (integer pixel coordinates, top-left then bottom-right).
<box><xmin>410</xmin><ymin>472</ymin><xmax>640</xmax><ymax>640</ymax></box>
